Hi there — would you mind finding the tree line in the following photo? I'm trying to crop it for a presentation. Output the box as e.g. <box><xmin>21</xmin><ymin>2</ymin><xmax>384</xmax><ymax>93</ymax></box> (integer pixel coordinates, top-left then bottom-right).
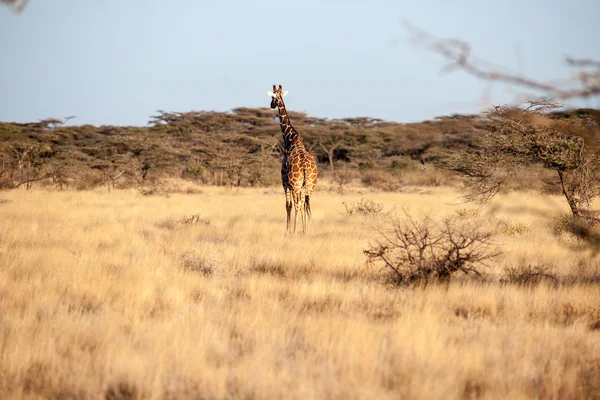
<box><xmin>0</xmin><ymin>107</ymin><xmax>492</xmax><ymax>190</ymax></box>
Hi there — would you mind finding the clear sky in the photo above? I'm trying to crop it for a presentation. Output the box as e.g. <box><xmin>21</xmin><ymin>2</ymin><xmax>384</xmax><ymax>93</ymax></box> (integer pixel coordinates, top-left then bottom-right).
<box><xmin>1</xmin><ymin>0</ymin><xmax>598</xmax><ymax>126</ymax></box>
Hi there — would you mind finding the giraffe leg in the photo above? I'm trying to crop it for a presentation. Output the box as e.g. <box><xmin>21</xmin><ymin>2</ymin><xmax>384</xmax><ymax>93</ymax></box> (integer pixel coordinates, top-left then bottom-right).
<box><xmin>299</xmin><ymin>200</ymin><xmax>306</xmax><ymax>235</ymax></box>
<box><xmin>292</xmin><ymin>190</ymin><xmax>303</xmax><ymax>235</ymax></box>
<box><xmin>285</xmin><ymin>188</ymin><xmax>292</xmax><ymax>235</ymax></box>
<box><xmin>297</xmin><ymin>189</ymin><xmax>306</xmax><ymax>234</ymax></box>
<box><xmin>302</xmin><ymin>196</ymin><xmax>308</xmax><ymax>234</ymax></box>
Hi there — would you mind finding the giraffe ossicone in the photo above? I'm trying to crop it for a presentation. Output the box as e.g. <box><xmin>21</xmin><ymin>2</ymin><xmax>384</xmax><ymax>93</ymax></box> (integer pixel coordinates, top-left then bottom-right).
<box><xmin>267</xmin><ymin>90</ymin><xmax>288</xmax><ymax>98</ymax></box>
<box><xmin>269</xmin><ymin>85</ymin><xmax>318</xmax><ymax>235</ymax></box>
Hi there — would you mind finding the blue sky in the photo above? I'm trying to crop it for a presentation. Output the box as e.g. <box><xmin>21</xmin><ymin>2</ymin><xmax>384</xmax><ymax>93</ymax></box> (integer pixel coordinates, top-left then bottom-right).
<box><xmin>1</xmin><ymin>0</ymin><xmax>598</xmax><ymax>126</ymax></box>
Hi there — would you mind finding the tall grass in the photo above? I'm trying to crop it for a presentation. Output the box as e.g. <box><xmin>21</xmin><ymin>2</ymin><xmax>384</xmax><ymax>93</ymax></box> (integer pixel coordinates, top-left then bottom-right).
<box><xmin>0</xmin><ymin>185</ymin><xmax>598</xmax><ymax>399</ymax></box>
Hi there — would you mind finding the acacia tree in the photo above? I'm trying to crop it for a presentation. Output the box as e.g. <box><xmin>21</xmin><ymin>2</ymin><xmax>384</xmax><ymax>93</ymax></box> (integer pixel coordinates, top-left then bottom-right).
<box><xmin>318</xmin><ymin>135</ymin><xmax>344</xmax><ymax>172</ymax></box>
<box><xmin>447</xmin><ymin>99</ymin><xmax>600</xmax><ymax>220</ymax></box>
<box><xmin>2</xmin><ymin>144</ymin><xmax>57</xmax><ymax>189</ymax></box>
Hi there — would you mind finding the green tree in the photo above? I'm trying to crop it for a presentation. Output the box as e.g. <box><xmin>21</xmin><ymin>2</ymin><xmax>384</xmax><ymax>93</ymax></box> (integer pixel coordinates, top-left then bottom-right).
<box><xmin>447</xmin><ymin>99</ymin><xmax>600</xmax><ymax>220</ymax></box>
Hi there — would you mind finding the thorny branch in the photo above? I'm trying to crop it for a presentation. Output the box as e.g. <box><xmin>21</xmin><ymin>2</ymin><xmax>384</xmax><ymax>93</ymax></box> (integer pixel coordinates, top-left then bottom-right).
<box><xmin>1</xmin><ymin>0</ymin><xmax>28</xmax><ymax>12</ymax></box>
<box><xmin>404</xmin><ymin>20</ymin><xmax>600</xmax><ymax>102</ymax></box>
<box><xmin>364</xmin><ymin>211</ymin><xmax>499</xmax><ymax>285</ymax></box>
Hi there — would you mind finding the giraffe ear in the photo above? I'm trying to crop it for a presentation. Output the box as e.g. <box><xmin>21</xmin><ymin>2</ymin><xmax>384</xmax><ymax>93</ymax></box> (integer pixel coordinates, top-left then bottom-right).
<box><xmin>282</xmin><ymin>90</ymin><xmax>288</xmax><ymax>97</ymax></box>
<box><xmin>267</xmin><ymin>91</ymin><xmax>274</xmax><ymax>97</ymax></box>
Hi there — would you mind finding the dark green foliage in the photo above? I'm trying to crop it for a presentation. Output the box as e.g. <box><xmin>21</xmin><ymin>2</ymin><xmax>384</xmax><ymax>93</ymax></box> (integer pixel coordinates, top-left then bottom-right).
<box><xmin>0</xmin><ymin>108</ymin><xmax>486</xmax><ymax>190</ymax></box>
<box><xmin>2</xmin><ymin>106</ymin><xmax>596</xmax><ymax>190</ymax></box>
<box><xmin>445</xmin><ymin>100</ymin><xmax>600</xmax><ymax>217</ymax></box>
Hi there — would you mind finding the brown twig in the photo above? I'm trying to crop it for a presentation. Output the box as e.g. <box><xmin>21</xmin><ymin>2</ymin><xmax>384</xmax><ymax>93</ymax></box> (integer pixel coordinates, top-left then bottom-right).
<box><xmin>404</xmin><ymin>20</ymin><xmax>600</xmax><ymax>101</ymax></box>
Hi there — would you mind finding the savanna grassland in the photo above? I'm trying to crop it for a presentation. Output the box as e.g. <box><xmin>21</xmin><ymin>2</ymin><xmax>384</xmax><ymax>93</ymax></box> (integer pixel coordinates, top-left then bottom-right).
<box><xmin>0</xmin><ymin>181</ymin><xmax>599</xmax><ymax>400</ymax></box>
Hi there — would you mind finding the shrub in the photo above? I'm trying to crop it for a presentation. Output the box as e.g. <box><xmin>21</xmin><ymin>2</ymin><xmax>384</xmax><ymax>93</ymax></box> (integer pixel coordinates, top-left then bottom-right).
<box><xmin>390</xmin><ymin>158</ymin><xmax>419</xmax><ymax>171</ymax></box>
<box><xmin>499</xmin><ymin>222</ymin><xmax>530</xmax><ymax>236</ymax></box>
<box><xmin>137</xmin><ymin>185</ymin><xmax>168</xmax><ymax>196</ymax></box>
<box><xmin>75</xmin><ymin>171</ymin><xmax>104</xmax><ymax>190</ymax></box>
<box><xmin>342</xmin><ymin>198</ymin><xmax>389</xmax><ymax>217</ymax></box>
<box><xmin>0</xmin><ymin>176</ymin><xmax>13</xmax><ymax>190</ymax></box>
<box><xmin>364</xmin><ymin>212</ymin><xmax>499</xmax><ymax>285</ymax></box>
<box><xmin>331</xmin><ymin>169</ymin><xmax>360</xmax><ymax>194</ymax></box>
<box><xmin>180</xmin><ymin>248</ymin><xmax>221</xmax><ymax>276</ymax></box>
<box><xmin>501</xmin><ymin>264</ymin><xmax>558</xmax><ymax>287</ymax></box>
<box><xmin>184</xmin><ymin>187</ymin><xmax>204</xmax><ymax>195</ymax></box>
<box><xmin>105</xmin><ymin>380</ymin><xmax>139</xmax><ymax>400</ymax></box>
<box><xmin>445</xmin><ymin>100</ymin><xmax>600</xmax><ymax>218</ymax></box>
<box><xmin>179</xmin><ymin>213</ymin><xmax>210</xmax><ymax>226</ymax></box>
<box><xmin>156</xmin><ymin>214</ymin><xmax>210</xmax><ymax>230</ymax></box>
<box><xmin>553</xmin><ymin>214</ymin><xmax>600</xmax><ymax>252</ymax></box>
<box><xmin>361</xmin><ymin>171</ymin><xmax>403</xmax><ymax>192</ymax></box>
<box><xmin>454</xmin><ymin>208</ymin><xmax>480</xmax><ymax>218</ymax></box>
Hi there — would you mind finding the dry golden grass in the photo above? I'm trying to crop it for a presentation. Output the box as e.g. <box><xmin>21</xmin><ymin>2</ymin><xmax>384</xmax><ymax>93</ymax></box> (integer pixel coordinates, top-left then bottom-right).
<box><xmin>0</xmin><ymin>183</ymin><xmax>599</xmax><ymax>399</ymax></box>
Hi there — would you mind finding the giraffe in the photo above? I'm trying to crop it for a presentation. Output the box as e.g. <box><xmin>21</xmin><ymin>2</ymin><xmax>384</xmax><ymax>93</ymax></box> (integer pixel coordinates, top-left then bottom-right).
<box><xmin>267</xmin><ymin>84</ymin><xmax>318</xmax><ymax>235</ymax></box>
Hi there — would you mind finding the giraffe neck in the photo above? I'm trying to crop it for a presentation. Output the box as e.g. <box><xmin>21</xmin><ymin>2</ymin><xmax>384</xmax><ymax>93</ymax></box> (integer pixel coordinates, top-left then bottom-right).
<box><xmin>276</xmin><ymin>98</ymin><xmax>301</xmax><ymax>151</ymax></box>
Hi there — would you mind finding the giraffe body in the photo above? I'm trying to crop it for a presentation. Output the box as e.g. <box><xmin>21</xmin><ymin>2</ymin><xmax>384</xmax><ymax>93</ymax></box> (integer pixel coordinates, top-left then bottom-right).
<box><xmin>268</xmin><ymin>85</ymin><xmax>318</xmax><ymax>235</ymax></box>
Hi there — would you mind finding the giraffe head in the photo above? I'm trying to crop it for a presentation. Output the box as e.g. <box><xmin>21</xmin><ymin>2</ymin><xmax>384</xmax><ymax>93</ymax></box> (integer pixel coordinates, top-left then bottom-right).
<box><xmin>267</xmin><ymin>84</ymin><xmax>288</xmax><ymax>109</ymax></box>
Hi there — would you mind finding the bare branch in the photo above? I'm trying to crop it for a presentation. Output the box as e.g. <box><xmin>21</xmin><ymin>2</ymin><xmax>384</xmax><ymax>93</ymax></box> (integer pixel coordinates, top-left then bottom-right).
<box><xmin>1</xmin><ymin>0</ymin><xmax>28</xmax><ymax>13</ymax></box>
<box><xmin>404</xmin><ymin>21</ymin><xmax>600</xmax><ymax>101</ymax></box>
<box><xmin>364</xmin><ymin>211</ymin><xmax>498</xmax><ymax>285</ymax></box>
<box><xmin>14</xmin><ymin>172</ymin><xmax>54</xmax><ymax>188</ymax></box>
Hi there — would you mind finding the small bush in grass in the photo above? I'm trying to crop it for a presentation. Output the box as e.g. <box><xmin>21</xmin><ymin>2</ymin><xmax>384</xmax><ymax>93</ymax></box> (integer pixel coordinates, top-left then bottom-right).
<box><xmin>454</xmin><ymin>208</ymin><xmax>480</xmax><ymax>218</ymax></box>
<box><xmin>105</xmin><ymin>380</ymin><xmax>139</xmax><ymax>400</ymax></box>
<box><xmin>138</xmin><ymin>185</ymin><xmax>169</xmax><ymax>196</ymax></box>
<box><xmin>156</xmin><ymin>213</ymin><xmax>210</xmax><ymax>230</ymax></box>
<box><xmin>180</xmin><ymin>248</ymin><xmax>221</xmax><ymax>276</ymax></box>
<box><xmin>342</xmin><ymin>198</ymin><xmax>389</xmax><ymax>217</ymax></box>
<box><xmin>553</xmin><ymin>213</ymin><xmax>600</xmax><ymax>252</ymax></box>
<box><xmin>364</xmin><ymin>212</ymin><xmax>499</xmax><ymax>286</ymax></box>
<box><xmin>332</xmin><ymin>169</ymin><xmax>360</xmax><ymax>194</ymax></box>
<box><xmin>75</xmin><ymin>172</ymin><xmax>104</xmax><ymax>190</ymax></box>
<box><xmin>501</xmin><ymin>264</ymin><xmax>558</xmax><ymax>287</ymax></box>
<box><xmin>499</xmin><ymin>222</ymin><xmax>530</xmax><ymax>236</ymax></box>
<box><xmin>179</xmin><ymin>213</ymin><xmax>210</xmax><ymax>226</ymax></box>
<box><xmin>361</xmin><ymin>171</ymin><xmax>403</xmax><ymax>192</ymax></box>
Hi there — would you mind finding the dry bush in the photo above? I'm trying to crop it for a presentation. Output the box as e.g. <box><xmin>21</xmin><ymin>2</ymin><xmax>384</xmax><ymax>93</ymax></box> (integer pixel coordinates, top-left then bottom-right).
<box><xmin>553</xmin><ymin>214</ymin><xmax>600</xmax><ymax>252</ymax></box>
<box><xmin>364</xmin><ymin>212</ymin><xmax>499</xmax><ymax>285</ymax></box>
<box><xmin>184</xmin><ymin>187</ymin><xmax>204</xmax><ymax>195</ymax></box>
<box><xmin>389</xmin><ymin>157</ymin><xmax>421</xmax><ymax>171</ymax></box>
<box><xmin>179</xmin><ymin>213</ymin><xmax>210</xmax><ymax>226</ymax></box>
<box><xmin>399</xmin><ymin>168</ymin><xmax>453</xmax><ymax>187</ymax></box>
<box><xmin>0</xmin><ymin>176</ymin><xmax>14</xmax><ymax>190</ymax></box>
<box><xmin>104</xmin><ymin>380</ymin><xmax>140</xmax><ymax>400</ymax></box>
<box><xmin>498</xmin><ymin>221</ymin><xmax>530</xmax><ymax>236</ymax></box>
<box><xmin>331</xmin><ymin>169</ymin><xmax>360</xmax><ymax>194</ymax></box>
<box><xmin>156</xmin><ymin>213</ymin><xmax>210</xmax><ymax>231</ymax></box>
<box><xmin>453</xmin><ymin>208</ymin><xmax>480</xmax><ymax>218</ymax></box>
<box><xmin>75</xmin><ymin>171</ymin><xmax>104</xmax><ymax>191</ymax></box>
<box><xmin>155</xmin><ymin>216</ymin><xmax>178</xmax><ymax>231</ymax></box>
<box><xmin>342</xmin><ymin>198</ymin><xmax>389</xmax><ymax>217</ymax></box>
<box><xmin>501</xmin><ymin>264</ymin><xmax>558</xmax><ymax>287</ymax></box>
<box><xmin>180</xmin><ymin>250</ymin><xmax>219</xmax><ymax>276</ymax></box>
<box><xmin>361</xmin><ymin>170</ymin><xmax>403</xmax><ymax>192</ymax></box>
<box><xmin>137</xmin><ymin>185</ymin><xmax>169</xmax><ymax>197</ymax></box>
